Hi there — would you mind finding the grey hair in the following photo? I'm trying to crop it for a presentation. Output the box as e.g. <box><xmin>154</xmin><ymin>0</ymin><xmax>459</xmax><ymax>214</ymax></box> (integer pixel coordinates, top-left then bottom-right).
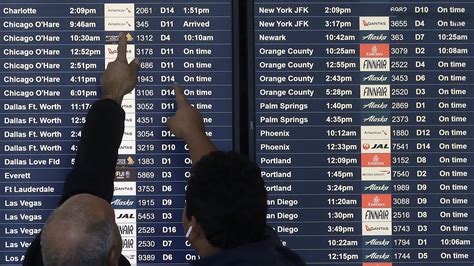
<box><xmin>41</xmin><ymin>201</ymin><xmax>116</xmax><ymax>266</ymax></box>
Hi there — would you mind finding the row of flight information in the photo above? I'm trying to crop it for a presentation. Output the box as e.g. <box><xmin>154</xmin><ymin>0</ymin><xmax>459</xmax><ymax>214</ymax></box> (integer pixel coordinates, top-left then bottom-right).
<box><xmin>1</xmin><ymin>0</ymin><xmax>474</xmax><ymax>265</ymax></box>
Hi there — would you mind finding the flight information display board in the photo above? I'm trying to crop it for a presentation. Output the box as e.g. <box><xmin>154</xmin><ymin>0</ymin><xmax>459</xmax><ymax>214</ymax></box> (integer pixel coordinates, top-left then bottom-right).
<box><xmin>252</xmin><ymin>0</ymin><xmax>474</xmax><ymax>265</ymax></box>
<box><xmin>0</xmin><ymin>0</ymin><xmax>234</xmax><ymax>264</ymax></box>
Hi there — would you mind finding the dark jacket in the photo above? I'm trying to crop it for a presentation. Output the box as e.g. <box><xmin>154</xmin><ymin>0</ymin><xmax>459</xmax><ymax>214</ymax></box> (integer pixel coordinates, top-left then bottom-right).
<box><xmin>191</xmin><ymin>227</ymin><xmax>306</xmax><ymax>266</ymax></box>
<box><xmin>23</xmin><ymin>99</ymin><xmax>130</xmax><ymax>266</ymax></box>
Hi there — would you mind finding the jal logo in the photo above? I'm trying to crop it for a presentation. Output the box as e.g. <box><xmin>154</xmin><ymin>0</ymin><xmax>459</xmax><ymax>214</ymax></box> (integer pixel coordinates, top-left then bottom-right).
<box><xmin>372</xmin><ymin>143</ymin><xmax>389</xmax><ymax>149</ymax></box>
<box><xmin>359</xmin><ymin>17</ymin><xmax>390</xmax><ymax>31</ymax></box>
<box><xmin>360</xmin><ymin>58</ymin><xmax>390</xmax><ymax>71</ymax></box>
<box><xmin>363</xmin><ymin>263</ymin><xmax>392</xmax><ymax>266</ymax></box>
<box><xmin>361</xmin><ymin>140</ymin><xmax>391</xmax><ymax>153</ymax></box>
<box><xmin>117</xmin><ymin>213</ymin><xmax>135</xmax><ymax>219</ymax></box>
<box><xmin>115</xmin><ymin>209</ymin><xmax>136</xmax><ymax>222</ymax></box>
<box><xmin>362</xmin><ymin>194</ymin><xmax>392</xmax><ymax>208</ymax></box>
<box><xmin>360</xmin><ymin>44</ymin><xmax>390</xmax><ymax>58</ymax></box>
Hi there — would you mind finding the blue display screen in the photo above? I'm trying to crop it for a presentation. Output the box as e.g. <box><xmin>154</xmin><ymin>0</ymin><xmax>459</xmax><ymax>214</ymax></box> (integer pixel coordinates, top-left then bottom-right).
<box><xmin>252</xmin><ymin>1</ymin><xmax>474</xmax><ymax>265</ymax></box>
<box><xmin>0</xmin><ymin>1</ymin><xmax>233</xmax><ymax>264</ymax></box>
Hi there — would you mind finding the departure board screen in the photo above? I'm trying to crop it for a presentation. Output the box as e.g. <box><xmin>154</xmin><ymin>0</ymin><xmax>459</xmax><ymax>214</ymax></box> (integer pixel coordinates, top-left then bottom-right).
<box><xmin>0</xmin><ymin>1</ymin><xmax>234</xmax><ymax>264</ymax></box>
<box><xmin>253</xmin><ymin>0</ymin><xmax>474</xmax><ymax>265</ymax></box>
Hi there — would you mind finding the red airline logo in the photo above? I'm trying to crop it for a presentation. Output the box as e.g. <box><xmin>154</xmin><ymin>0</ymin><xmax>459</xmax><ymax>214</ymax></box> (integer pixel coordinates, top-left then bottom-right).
<box><xmin>362</xmin><ymin>194</ymin><xmax>392</xmax><ymax>208</ymax></box>
<box><xmin>361</xmin><ymin>153</ymin><xmax>391</xmax><ymax>167</ymax></box>
<box><xmin>363</xmin><ymin>263</ymin><xmax>392</xmax><ymax>266</ymax></box>
<box><xmin>360</xmin><ymin>44</ymin><xmax>390</xmax><ymax>58</ymax></box>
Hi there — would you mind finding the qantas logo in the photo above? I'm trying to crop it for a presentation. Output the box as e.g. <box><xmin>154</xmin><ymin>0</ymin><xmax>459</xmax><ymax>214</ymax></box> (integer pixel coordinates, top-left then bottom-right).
<box><xmin>359</xmin><ymin>17</ymin><xmax>390</xmax><ymax>31</ymax></box>
<box><xmin>362</xmin><ymin>222</ymin><xmax>392</xmax><ymax>235</ymax></box>
<box><xmin>365</xmin><ymin>224</ymin><xmax>390</xmax><ymax>231</ymax></box>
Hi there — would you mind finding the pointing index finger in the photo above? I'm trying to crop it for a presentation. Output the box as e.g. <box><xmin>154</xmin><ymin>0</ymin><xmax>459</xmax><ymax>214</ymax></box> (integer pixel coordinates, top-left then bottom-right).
<box><xmin>116</xmin><ymin>32</ymin><xmax>127</xmax><ymax>63</ymax></box>
<box><xmin>173</xmin><ymin>83</ymin><xmax>188</xmax><ymax>108</ymax></box>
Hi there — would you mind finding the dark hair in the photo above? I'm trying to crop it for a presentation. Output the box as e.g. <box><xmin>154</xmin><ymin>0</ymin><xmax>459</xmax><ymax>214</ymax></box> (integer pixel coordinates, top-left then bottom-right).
<box><xmin>186</xmin><ymin>151</ymin><xmax>267</xmax><ymax>248</ymax></box>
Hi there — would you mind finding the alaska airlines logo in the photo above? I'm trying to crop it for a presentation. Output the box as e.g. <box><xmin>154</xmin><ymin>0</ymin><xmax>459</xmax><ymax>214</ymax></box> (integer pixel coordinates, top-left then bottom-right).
<box><xmin>365</xmin><ymin>252</ymin><xmax>390</xmax><ymax>260</ymax></box>
<box><xmin>363</xmin><ymin>115</ymin><xmax>388</xmax><ymax>123</ymax></box>
<box><xmin>364</xmin><ymin>238</ymin><xmax>390</xmax><ymax>246</ymax></box>
<box><xmin>362</xmin><ymin>33</ymin><xmax>388</xmax><ymax>41</ymax></box>
<box><xmin>364</xmin><ymin>184</ymin><xmax>389</xmax><ymax>191</ymax></box>
<box><xmin>363</xmin><ymin>102</ymin><xmax>388</xmax><ymax>109</ymax></box>
<box><xmin>111</xmin><ymin>199</ymin><xmax>134</xmax><ymax>206</ymax></box>
<box><xmin>362</xmin><ymin>74</ymin><xmax>388</xmax><ymax>82</ymax></box>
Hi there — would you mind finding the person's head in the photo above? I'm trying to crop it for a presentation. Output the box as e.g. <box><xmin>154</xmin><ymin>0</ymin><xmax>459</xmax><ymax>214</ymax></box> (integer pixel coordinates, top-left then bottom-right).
<box><xmin>183</xmin><ymin>151</ymin><xmax>268</xmax><ymax>256</ymax></box>
<box><xmin>41</xmin><ymin>194</ymin><xmax>122</xmax><ymax>266</ymax></box>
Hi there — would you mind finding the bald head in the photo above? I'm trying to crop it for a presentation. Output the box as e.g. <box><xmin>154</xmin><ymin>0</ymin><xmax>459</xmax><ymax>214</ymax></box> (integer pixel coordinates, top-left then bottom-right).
<box><xmin>41</xmin><ymin>194</ymin><xmax>122</xmax><ymax>266</ymax></box>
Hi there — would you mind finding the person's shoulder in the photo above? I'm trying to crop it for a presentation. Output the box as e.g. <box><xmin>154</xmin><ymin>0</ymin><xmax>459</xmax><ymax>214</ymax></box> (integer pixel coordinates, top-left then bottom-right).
<box><xmin>119</xmin><ymin>254</ymin><xmax>131</xmax><ymax>266</ymax></box>
<box><xmin>23</xmin><ymin>234</ymin><xmax>44</xmax><ymax>266</ymax></box>
<box><xmin>265</xmin><ymin>226</ymin><xmax>306</xmax><ymax>265</ymax></box>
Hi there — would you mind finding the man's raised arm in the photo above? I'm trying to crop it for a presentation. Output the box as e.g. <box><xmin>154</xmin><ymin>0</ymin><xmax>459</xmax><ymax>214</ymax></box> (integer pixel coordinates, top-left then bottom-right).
<box><xmin>59</xmin><ymin>33</ymin><xmax>140</xmax><ymax>204</ymax></box>
<box><xmin>166</xmin><ymin>83</ymin><xmax>216</xmax><ymax>165</ymax></box>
